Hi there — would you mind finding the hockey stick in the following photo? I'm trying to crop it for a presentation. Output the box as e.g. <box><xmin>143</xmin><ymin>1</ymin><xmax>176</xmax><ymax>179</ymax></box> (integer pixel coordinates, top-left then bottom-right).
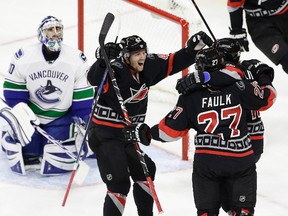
<box><xmin>35</xmin><ymin>126</ymin><xmax>78</xmax><ymax>160</ymax></box>
<box><xmin>61</xmin><ymin>14</ymin><xmax>115</xmax><ymax>207</ymax></box>
<box><xmin>61</xmin><ymin>69</ymin><xmax>109</xmax><ymax>206</ymax></box>
<box><xmin>99</xmin><ymin>12</ymin><xmax>163</xmax><ymax>214</ymax></box>
<box><xmin>191</xmin><ymin>0</ymin><xmax>217</xmax><ymax>41</ymax></box>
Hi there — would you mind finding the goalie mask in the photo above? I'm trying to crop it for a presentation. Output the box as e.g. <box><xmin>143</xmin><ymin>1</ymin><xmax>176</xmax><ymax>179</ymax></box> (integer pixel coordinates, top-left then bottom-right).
<box><xmin>195</xmin><ymin>47</ymin><xmax>224</xmax><ymax>73</ymax></box>
<box><xmin>214</xmin><ymin>38</ymin><xmax>241</xmax><ymax>63</ymax></box>
<box><xmin>37</xmin><ymin>16</ymin><xmax>63</xmax><ymax>52</ymax></box>
<box><xmin>119</xmin><ymin>35</ymin><xmax>147</xmax><ymax>58</ymax></box>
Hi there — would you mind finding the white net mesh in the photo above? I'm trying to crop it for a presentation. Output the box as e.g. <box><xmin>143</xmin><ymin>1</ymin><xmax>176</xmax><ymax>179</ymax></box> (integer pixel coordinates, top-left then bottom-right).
<box><xmin>145</xmin><ymin>0</ymin><xmax>203</xmax><ymax>35</ymax></box>
<box><xmin>136</xmin><ymin>0</ymin><xmax>205</xmax><ymax>106</ymax></box>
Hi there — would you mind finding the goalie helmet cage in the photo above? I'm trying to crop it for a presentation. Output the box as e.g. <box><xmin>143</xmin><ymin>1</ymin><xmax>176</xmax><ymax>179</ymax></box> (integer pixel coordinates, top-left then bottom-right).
<box><xmin>77</xmin><ymin>0</ymin><xmax>200</xmax><ymax>161</ymax></box>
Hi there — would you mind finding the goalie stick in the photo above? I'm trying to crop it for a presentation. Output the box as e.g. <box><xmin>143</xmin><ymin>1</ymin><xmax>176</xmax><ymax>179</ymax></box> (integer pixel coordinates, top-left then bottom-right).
<box><xmin>35</xmin><ymin>125</ymin><xmax>89</xmax><ymax>185</ymax></box>
<box><xmin>61</xmin><ymin>13</ymin><xmax>115</xmax><ymax>207</ymax></box>
<box><xmin>35</xmin><ymin>126</ymin><xmax>78</xmax><ymax>160</ymax></box>
<box><xmin>99</xmin><ymin>12</ymin><xmax>163</xmax><ymax>214</ymax></box>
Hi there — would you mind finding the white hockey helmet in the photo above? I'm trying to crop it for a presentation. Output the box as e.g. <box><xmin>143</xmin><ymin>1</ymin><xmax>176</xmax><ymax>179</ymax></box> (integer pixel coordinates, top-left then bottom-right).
<box><xmin>37</xmin><ymin>16</ymin><xmax>63</xmax><ymax>52</ymax></box>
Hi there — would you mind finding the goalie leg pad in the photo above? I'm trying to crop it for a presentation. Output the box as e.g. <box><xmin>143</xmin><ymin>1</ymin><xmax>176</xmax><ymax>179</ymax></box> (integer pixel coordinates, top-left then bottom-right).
<box><xmin>1</xmin><ymin>132</ymin><xmax>26</xmax><ymax>175</ymax></box>
<box><xmin>40</xmin><ymin>141</ymin><xmax>77</xmax><ymax>176</ymax></box>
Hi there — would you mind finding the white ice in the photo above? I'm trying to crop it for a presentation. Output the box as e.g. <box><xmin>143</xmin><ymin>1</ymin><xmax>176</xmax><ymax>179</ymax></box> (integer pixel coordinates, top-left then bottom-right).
<box><xmin>0</xmin><ymin>0</ymin><xmax>287</xmax><ymax>215</ymax></box>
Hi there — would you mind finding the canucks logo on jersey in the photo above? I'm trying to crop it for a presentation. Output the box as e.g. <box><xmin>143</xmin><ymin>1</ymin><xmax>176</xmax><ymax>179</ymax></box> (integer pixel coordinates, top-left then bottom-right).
<box><xmin>35</xmin><ymin>80</ymin><xmax>62</xmax><ymax>103</ymax></box>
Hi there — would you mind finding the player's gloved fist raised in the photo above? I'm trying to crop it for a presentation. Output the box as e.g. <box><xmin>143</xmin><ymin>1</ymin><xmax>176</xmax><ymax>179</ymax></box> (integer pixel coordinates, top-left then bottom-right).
<box><xmin>123</xmin><ymin>123</ymin><xmax>151</xmax><ymax>146</ymax></box>
<box><xmin>241</xmin><ymin>59</ymin><xmax>274</xmax><ymax>83</ymax></box>
<box><xmin>229</xmin><ymin>28</ymin><xmax>249</xmax><ymax>52</ymax></box>
<box><xmin>176</xmin><ymin>71</ymin><xmax>210</xmax><ymax>95</ymax></box>
<box><xmin>95</xmin><ymin>42</ymin><xmax>121</xmax><ymax>60</ymax></box>
<box><xmin>186</xmin><ymin>31</ymin><xmax>213</xmax><ymax>54</ymax></box>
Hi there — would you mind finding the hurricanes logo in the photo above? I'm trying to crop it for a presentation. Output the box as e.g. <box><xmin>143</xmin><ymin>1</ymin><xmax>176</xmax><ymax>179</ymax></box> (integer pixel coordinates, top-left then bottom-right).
<box><xmin>129</xmin><ymin>87</ymin><xmax>148</xmax><ymax>103</ymax></box>
<box><xmin>35</xmin><ymin>80</ymin><xmax>63</xmax><ymax>103</ymax></box>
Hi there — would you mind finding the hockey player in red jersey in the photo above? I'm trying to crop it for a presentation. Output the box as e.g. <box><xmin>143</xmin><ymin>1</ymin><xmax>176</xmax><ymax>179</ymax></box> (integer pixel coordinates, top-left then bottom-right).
<box><xmin>228</xmin><ymin>0</ymin><xmax>288</xmax><ymax>73</ymax></box>
<box><xmin>124</xmin><ymin>47</ymin><xmax>276</xmax><ymax>215</ymax></box>
<box><xmin>87</xmin><ymin>31</ymin><xmax>213</xmax><ymax>216</ymax></box>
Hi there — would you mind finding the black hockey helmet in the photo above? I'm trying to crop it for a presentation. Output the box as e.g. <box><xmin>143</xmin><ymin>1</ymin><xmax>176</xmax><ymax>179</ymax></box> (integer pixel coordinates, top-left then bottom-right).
<box><xmin>119</xmin><ymin>35</ymin><xmax>147</xmax><ymax>58</ymax></box>
<box><xmin>214</xmin><ymin>38</ymin><xmax>241</xmax><ymax>63</ymax></box>
<box><xmin>195</xmin><ymin>47</ymin><xmax>224</xmax><ymax>73</ymax></box>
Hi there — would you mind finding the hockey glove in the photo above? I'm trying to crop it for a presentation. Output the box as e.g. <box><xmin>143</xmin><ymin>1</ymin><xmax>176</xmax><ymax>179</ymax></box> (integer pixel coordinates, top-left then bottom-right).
<box><xmin>176</xmin><ymin>71</ymin><xmax>210</xmax><ymax>95</ymax></box>
<box><xmin>241</xmin><ymin>59</ymin><xmax>274</xmax><ymax>84</ymax></box>
<box><xmin>229</xmin><ymin>28</ymin><xmax>249</xmax><ymax>52</ymax></box>
<box><xmin>185</xmin><ymin>31</ymin><xmax>213</xmax><ymax>54</ymax></box>
<box><xmin>0</xmin><ymin>102</ymin><xmax>40</xmax><ymax>146</ymax></box>
<box><xmin>95</xmin><ymin>42</ymin><xmax>121</xmax><ymax>60</ymax></box>
<box><xmin>123</xmin><ymin>123</ymin><xmax>152</xmax><ymax>146</ymax></box>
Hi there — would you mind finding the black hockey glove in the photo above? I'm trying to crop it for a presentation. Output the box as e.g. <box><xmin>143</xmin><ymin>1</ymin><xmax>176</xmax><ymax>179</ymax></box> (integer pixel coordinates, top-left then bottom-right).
<box><xmin>95</xmin><ymin>42</ymin><xmax>121</xmax><ymax>60</ymax></box>
<box><xmin>241</xmin><ymin>59</ymin><xmax>274</xmax><ymax>85</ymax></box>
<box><xmin>229</xmin><ymin>28</ymin><xmax>249</xmax><ymax>52</ymax></box>
<box><xmin>176</xmin><ymin>71</ymin><xmax>210</xmax><ymax>95</ymax></box>
<box><xmin>185</xmin><ymin>31</ymin><xmax>213</xmax><ymax>55</ymax></box>
<box><xmin>123</xmin><ymin>123</ymin><xmax>152</xmax><ymax>146</ymax></box>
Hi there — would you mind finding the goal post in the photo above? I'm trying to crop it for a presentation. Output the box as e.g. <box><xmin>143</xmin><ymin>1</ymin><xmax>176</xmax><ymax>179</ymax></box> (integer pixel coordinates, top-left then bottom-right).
<box><xmin>78</xmin><ymin>0</ymin><xmax>84</xmax><ymax>52</ymax></box>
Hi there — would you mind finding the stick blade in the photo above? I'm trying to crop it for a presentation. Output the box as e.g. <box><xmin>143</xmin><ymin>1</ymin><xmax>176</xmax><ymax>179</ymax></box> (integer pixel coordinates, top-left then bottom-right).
<box><xmin>73</xmin><ymin>161</ymin><xmax>90</xmax><ymax>185</ymax></box>
<box><xmin>99</xmin><ymin>12</ymin><xmax>115</xmax><ymax>45</ymax></box>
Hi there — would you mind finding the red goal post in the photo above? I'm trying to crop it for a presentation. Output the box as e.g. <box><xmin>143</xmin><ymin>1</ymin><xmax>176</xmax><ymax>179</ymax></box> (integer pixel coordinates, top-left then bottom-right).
<box><xmin>78</xmin><ymin>0</ymin><xmax>84</xmax><ymax>52</ymax></box>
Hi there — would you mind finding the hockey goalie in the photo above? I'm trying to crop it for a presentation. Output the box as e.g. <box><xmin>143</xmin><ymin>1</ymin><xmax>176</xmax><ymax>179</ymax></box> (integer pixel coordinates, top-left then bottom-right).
<box><xmin>0</xmin><ymin>15</ymin><xmax>94</xmax><ymax>176</ymax></box>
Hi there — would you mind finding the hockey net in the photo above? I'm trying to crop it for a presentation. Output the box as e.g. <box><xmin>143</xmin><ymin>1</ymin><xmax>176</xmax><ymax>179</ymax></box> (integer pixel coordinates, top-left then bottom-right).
<box><xmin>79</xmin><ymin>0</ymin><xmax>205</xmax><ymax>160</ymax></box>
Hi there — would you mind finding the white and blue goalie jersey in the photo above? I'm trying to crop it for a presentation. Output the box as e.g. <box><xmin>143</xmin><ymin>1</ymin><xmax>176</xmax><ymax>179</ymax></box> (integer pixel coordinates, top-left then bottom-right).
<box><xmin>3</xmin><ymin>43</ymin><xmax>94</xmax><ymax>124</ymax></box>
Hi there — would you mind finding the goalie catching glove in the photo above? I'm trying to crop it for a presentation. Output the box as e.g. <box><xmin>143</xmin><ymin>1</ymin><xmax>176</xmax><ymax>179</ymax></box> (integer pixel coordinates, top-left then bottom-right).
<box><xmin>176</xmin><ymin>71</ymin><xmax>211</xmax><ymax>95</ymax></box>
<box><xmin>0</xmin><ymin>102</ymin><xmax>40</xmax><ymax>146</ymax></box>
<box><xmin>123</xmin><ymin>123</ymin><xmax>152</xmax><ymax>146</ymax></box>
